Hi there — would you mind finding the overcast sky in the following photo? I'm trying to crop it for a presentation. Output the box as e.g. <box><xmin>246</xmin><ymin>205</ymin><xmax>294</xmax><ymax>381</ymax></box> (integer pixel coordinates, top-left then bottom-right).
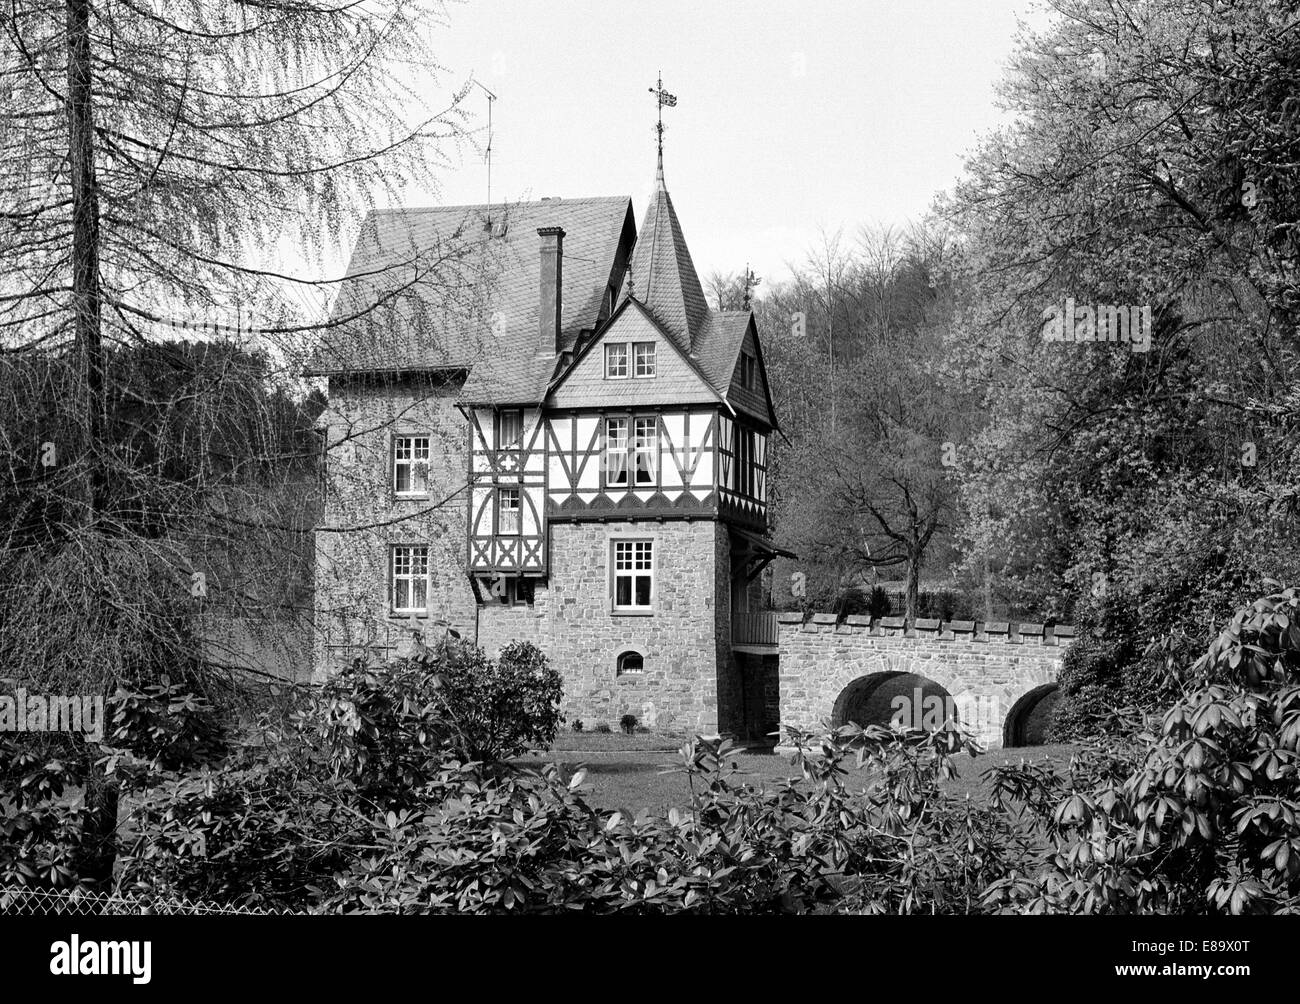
<box><xmin>386</xmin><ymin>0</ymin><xmax>1055</xmax><ymax>290</ymax></box>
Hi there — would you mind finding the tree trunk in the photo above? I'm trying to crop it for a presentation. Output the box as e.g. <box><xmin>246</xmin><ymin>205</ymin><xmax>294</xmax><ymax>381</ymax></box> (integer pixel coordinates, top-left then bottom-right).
<box><xmin>66</xmin><ymin>0</ymin><xmax>117</xmax><ymax>885</ymax></box>
<box><xmin>827</xmin><ymin>299</ymin><xmax>836</xmax><ymax>433</ymax></box>
<box><xmin>982</xmin><ymin>552</ymin><xmax>993</xmax><ymax>621</ymax></box>
<box><xmin>905</xmin><ymin>546</ymin><xmax>920</xmax><ymax>624</ymax></box>
<box><xmin>67</xmin><ymin>0</ymin><xmax>105</xmax><ymax>513</ymax></box>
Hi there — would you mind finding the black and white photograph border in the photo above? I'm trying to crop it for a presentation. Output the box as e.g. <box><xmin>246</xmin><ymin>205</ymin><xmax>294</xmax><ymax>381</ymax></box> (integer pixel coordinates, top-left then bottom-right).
<box><xmin>0</xmin><ymin>0</ymin><xmax>1294</xmax><ymax>978</ymax></box>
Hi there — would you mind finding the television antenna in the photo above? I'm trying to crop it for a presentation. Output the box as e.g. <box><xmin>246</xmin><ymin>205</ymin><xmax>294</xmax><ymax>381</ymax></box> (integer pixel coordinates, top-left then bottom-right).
<box><xmin>473</xmin><ymin>80</ymin><xmax>498</xmax><ymax>227</ymax></box>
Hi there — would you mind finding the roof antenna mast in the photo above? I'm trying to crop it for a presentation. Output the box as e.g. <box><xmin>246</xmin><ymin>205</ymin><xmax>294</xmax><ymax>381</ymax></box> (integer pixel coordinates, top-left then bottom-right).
<box><xmin>474</xmin><ymin>80</ymin><xmax>498</xmax><ymax>228</ymax></box>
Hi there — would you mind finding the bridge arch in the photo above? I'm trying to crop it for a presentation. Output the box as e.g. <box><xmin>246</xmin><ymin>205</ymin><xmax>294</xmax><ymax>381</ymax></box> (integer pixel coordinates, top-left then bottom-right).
<box><xmin>775</xmin><ymin>615</ymin><xmax>1070</xmax><ymax>749</ymax></box>
<box><xmin>831</xmin><ymin>671</ymin><xmax>957</xmax><ymax>731</ymax></box>
<box><xmin>1002</xmin><ymin>683</ymin><xmax>1061</xmax><ymax>747</ymax></box>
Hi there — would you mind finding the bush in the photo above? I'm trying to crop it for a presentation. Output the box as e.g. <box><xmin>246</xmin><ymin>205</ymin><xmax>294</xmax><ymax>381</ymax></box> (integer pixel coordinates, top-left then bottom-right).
<box><xmin>315</xmin><ymin>655</ymin><xmax>453</xmax><ymax>809</ymax></box>
<box><xmin>915</xmin><ymin>589</ymin><xmax>975</xmax><ymax>621</ymax></box>
<box><xmin>428</xmin><ymin>638</ymin><xmax>564</xmax><ymax>762</ymax></box>
<box><xmin>571</xmin><ymin>719</ymin><xmax>584</xmax><ymax>733</ymax></box>
<box><xmin>115</xmin><ymin>731</ymin><xmax>358</xmax><ymax>907</ymax></box>
<box><xmin>866</xmin><ymin>586</ymin><xmax>891</xmax><ymax>619</ymax></box>
<box><xmin>986</xmin><ymin>585</ymin><xmax>1300</xmax><ymax>915</ymax></box>
<box><xmin>594</xmin><ymin>721</ymin><xmax>611</xmax><ymax>734</ymax></box>
<box><xmin>318</xmin><ymin>726</ymin><xmax>1022</xmax><ymax>915</ymax></box>
<box><xmin>833</xmin><ymin>586</ymin><xmax>868</xmax><ymax>616</ymax></box>
<box><xmin>11</xmin><ymin>585</ymin><xmax>1299</xmax><ymax>914</ymax></box>
<box><xmin>619</xmin><ymin>714</ymin><xmax>637</xmax><ymax>735</ymax></box>
<box><xmin>1047</xmin><ymin>598</ymin><xmax>1172</xmax><ymax>741</ymax></box>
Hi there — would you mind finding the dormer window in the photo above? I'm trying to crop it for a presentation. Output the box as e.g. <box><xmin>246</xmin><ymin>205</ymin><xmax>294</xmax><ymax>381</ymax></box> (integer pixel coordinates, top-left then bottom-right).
<box><xmin>605</xmin><ymin>344</ymin><xmax>629</xmax><ymax>378</ymax></box>
<box><xmin>633</xmin><ymin>341</ymin><xmax>656</xmax><ymax>377</ymax></box>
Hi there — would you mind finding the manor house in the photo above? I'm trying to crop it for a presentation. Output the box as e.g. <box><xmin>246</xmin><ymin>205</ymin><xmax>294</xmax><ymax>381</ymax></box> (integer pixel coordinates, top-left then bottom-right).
<box><xmin>307</xmin><ymin>154</ymin><xmax>786</xmax><ymax>737</ymax></box>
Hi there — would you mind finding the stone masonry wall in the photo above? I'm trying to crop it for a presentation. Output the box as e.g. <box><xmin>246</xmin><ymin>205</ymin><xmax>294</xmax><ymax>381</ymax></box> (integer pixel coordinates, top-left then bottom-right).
<box><xmin>777</xmin><ymin>614</ymin><xmax>1074</xmax><ymax>749</ymax></box>
<box><xmin>312</xmin><ymin>373</ymin><xmax>477</xmax><ymax>678</ymax></box>
<box><xmin>714</xmin><ymin>525</ymin><xmax>743</xmax><ymax>735</ymax></box>
<box><xmin>312</xmin><ymin>374</ymin><xmax>737</xmax><ymax>733</ymax></box>
<box><xmin>477</xmin><ymin>520</ymin><xmax>728</xmax><ymax>734</ymax></box>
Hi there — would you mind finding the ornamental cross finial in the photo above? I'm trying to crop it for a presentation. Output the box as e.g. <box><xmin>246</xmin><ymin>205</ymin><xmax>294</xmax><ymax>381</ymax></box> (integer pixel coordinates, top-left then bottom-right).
<box><xmin>648</xmin><ymin>71</ymin><xmax>676</xmax><ymax>182</ymax></box>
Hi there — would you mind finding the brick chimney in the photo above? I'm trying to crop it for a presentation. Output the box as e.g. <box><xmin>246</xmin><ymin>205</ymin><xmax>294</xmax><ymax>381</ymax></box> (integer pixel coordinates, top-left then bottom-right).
<box><xmin>537</xmin><ymin>226</ymin><xmax>564</xmax><ymax>355</ymax></box>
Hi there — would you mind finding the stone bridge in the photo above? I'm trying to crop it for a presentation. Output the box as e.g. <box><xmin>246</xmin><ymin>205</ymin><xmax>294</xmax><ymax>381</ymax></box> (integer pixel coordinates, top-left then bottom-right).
<box><xmin>772</xmin><ymin>613</ymin><xmax>1074</xmax><ymax>749</ymax></box>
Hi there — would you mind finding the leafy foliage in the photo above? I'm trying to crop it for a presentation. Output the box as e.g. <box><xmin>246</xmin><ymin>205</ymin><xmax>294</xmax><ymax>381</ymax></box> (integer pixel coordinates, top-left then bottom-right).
<box><xmin>940</xmin><ymin>0</ymin><xmax>1300</xmax><ymax>715</ymax></box>
<box><xmin>431</xmin><ymin>640</ymin><xmax>564</xmax><ymax>762</ymax></box>
<box><xmin>987</xmin><ymin>586</ymin><xmax>1300</xmax><ymax>914</ymax></box>
<box><xmin>6</xmin><ymin>586</ymin><xmax>1300</xmax><ymax>913</ymax></box>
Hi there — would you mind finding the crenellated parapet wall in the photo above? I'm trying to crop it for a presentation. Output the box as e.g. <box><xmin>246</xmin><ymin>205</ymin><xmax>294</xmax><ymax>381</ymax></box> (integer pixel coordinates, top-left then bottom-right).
<box><xmin>775</xmin><ymin>612</ymin><xmax>1075</xmax><ymax>749</ymax></box>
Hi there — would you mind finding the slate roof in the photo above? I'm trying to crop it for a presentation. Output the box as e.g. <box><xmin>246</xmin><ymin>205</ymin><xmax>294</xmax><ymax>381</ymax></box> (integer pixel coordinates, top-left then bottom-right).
<box><xmin>620</xmin><ymin>175</ymin><xmax>711</xmax><ymax>352</ymax></box>
<box><xmin>304</xmin><ymin>196</ymin><xmax>634</xmax><ymax>404</ymax></box>
<box><xmin>306</xmin><ymin>170</ymin><xmax>775</xmax><ymax>426</ymax></box>
<box><xmin>695</xmin><ymin>311</ymin><xmax>751</xmax><ymax>392</ymax></box>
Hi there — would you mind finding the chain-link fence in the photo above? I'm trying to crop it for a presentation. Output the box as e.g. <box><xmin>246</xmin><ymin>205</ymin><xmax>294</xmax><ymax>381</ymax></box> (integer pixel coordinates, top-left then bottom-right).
<box><xmin>0</xmin><ymin>885</ymin><xmax>294</xmax><ymax>916</ymax></box>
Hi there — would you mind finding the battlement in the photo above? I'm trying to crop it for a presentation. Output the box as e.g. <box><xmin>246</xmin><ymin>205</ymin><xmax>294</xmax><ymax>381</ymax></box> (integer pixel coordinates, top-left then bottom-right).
<box><xmin>774</xmin><ymin>612</ymin><xmax>1075</xmax><ymax>646</ymax></box>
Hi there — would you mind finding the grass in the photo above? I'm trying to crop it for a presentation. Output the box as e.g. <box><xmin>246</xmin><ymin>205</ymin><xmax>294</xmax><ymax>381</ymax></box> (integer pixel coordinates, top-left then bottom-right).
<box><xmin>516</xmin><ymin>741</ymin><xmax>1079</xmax><ymax>816</ymax></box>
<box><xmin>546</xmin><ymin>729</ymin><xmax>687</xmax><ymax>753</ymax></box>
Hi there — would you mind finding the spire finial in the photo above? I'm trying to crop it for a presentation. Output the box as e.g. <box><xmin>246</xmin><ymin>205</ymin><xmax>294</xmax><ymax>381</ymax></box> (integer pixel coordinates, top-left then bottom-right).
<box><xmin>742</xmin><ymin>264</ymin><xmax>761</xmax><ymax>309</ymax></box>
<box><xmin>648</xmin><ymin>71</ymin><xmax>676</xmax><ymax>188</ymax></box>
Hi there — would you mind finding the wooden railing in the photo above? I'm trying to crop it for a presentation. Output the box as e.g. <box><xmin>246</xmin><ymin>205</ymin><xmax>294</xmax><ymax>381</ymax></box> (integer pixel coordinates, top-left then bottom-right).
<box><xmin>731</xmin><ymin>611</ymin><xmax>779</xmax><ymax>648</ymax></box>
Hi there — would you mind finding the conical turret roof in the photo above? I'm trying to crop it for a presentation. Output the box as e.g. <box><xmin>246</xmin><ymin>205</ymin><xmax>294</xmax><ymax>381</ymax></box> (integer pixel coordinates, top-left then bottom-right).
<box><xmin>622</xmin><ymin>163</ymin><xmax>710</xmax><ymax>352</ymax></box>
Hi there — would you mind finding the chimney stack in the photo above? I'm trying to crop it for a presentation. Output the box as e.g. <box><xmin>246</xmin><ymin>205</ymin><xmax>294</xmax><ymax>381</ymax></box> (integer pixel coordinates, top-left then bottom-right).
<box><xmin>537</xmin><ymin>226</ymin><xmax>564</xmax><ymax>355</ymax></box>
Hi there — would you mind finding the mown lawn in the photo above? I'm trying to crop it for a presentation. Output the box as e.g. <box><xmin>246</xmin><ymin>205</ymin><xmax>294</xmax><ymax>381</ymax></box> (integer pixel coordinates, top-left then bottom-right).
<box><xmin>546</xmin><ymin>730</ymin><xmax>686</xmax><ymax>753</ymax></box>
<box><xmin>517</xmin><ymin>739</ymin><xmax>1079</xmax><ymax>816</ymax></box>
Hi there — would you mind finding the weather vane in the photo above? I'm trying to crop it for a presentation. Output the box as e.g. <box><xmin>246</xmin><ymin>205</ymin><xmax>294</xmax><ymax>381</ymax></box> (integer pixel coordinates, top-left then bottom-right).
<box><xmin>743</xmin><ymin>264</ymin><xmax>761</xmax><ymax>309</ymax></box>
<box><xmin>648</xmin><ymin>71</ymin><xmax>676</xmax><ymax>176</ymax></box>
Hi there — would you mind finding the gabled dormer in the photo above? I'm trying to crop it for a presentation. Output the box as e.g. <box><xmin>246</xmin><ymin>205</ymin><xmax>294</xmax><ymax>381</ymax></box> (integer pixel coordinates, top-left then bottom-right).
<box><xmin>544</xmin><ymin>297</ymin><xmax>724</xmax><ymax>520</ymax></box>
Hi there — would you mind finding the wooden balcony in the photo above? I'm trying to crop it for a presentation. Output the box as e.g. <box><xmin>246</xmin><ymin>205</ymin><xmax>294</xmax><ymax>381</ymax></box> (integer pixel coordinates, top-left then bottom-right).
<box><xmin>731</xmin><ymin>611</ymin><xmax>779</xmax><ymax>653</ymax></box>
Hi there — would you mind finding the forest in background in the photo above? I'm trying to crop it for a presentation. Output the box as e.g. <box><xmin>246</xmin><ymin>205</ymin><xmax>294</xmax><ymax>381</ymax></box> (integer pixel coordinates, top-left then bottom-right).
<box><xmin>708</xmin><ymin>0</ymin><xmax>1299</xmax><ymax>734</ymax></box>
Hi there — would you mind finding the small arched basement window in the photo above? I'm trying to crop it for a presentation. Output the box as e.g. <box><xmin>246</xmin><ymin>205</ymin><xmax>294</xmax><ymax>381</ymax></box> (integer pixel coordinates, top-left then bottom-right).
<box><xmin>616</xmin><ymin>650</ymin><xmax>644</xmax><ymax>676</ymax></box>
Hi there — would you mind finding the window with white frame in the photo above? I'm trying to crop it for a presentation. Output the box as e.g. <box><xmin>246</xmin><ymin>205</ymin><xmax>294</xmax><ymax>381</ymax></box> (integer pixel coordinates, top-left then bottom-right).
<box><xmin>740</xmin><ymin>352</ymin><xmax>756</xmax><ymax>389</ymax></box>
<box><xmin>633</xmin><ymin>341</ymin><xmax>656</xmax><ymax>377</ymax></box>
<box><xmin>633</xmin><ymin>417</ymin><xmax>657</xmax><ymax>485</ymax></box>
<box><xmin>605</xmin><ymin>417</ymin><xmax>629</xmax><ymax>487</ymax></box>
<box><xmin>498</xmin><ymin>487</ymin><xmax>521</xmax><ymax>535</ymax></box>
<box><xmin>393</xmin><ymin>436</ymin><xmax>431</xmax><ymax>495</ymax></box>
<box><xmin>612</xmin><ymin>539</ymin><xmax>653</xmax><ymax>611</ymax></box>
<box><xmin>391</xmin><ymin>545</ymin><xmax>428</xmax><ymax>612</ymax></box>
<box><xmin>605</xmin><ymin>343</ymin><xmax>629</xmax><ymax>378</ymax></box>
